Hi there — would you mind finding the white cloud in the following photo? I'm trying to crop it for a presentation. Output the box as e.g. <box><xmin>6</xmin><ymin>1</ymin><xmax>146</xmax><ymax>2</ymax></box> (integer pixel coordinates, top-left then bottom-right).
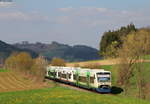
<box><xmin>57</xmin><ymin>7</ymin><xmax>149</xmax><ymax>27</ymax></box>
<box><xmin>58</xmin><ymin>7</ymin><xmax>108</xmax><ymax>14</ymax></box>
<box><xmin>0</xmin><ymin>1</ymin><xmax>15</xmax><ymax>8</ymax></box>
<box><xmin>50</xmin><ymin>7</ymin><xmax>150</xmax><ymax>48</ymax></box>
<box><xmin>58</xmin><ymin>7</ymin><xmax>74</xmax><ymax>12</ymax></box>
<box><xmin>95</xmin><ymin>8</ymin><xmax>108</xmax><ymax>12</ymax></box>
<box><xmin>0</xmin><ymin>11</ymin><xmax>49</xmax><ymax>21</ymax></box>
<box><xmin>0</xmin><ymin>6</ymin><xmax>149</xmax><ymax>48</ymax></box>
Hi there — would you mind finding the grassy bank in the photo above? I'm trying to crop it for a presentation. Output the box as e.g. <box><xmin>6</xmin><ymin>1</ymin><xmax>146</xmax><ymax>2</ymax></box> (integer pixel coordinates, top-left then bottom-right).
<box><xmin>101</xmin><ymin>62</ymin><xmax>150</xmax><ymax>99</ymax></box>
<box><xmin>0</xmin><ymin>87</ymin><xmax>149</xmax><ymax>104</ymax></box>
<box><xmin>0</xmin><ymin>69</ymin><xmax>9</xmax><ymax>72</ymax></box>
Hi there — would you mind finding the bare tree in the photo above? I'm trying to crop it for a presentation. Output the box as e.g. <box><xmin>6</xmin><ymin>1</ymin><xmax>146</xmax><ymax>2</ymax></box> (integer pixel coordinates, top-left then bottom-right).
<box><xmin>31</xmin><ymin>56</ymin><xmax>48</xmax><ymax>82</ymax></box>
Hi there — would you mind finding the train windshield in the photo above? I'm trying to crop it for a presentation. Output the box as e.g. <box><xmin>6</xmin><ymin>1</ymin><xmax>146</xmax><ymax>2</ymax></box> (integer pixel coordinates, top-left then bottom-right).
<box><xmin>97</xmin><ymin>72</ymin><xmax>111</xmax><ymax>82</ymax></box>
<box><xmin>97</xmin><ymin>77</ymin><xmax>110</xmax><ymax>82</ymax></box>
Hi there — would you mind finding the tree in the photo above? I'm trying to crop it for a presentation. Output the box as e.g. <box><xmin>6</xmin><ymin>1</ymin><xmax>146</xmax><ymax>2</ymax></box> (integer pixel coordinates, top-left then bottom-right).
<box><xmin>103</xmin><ymin>41</ymin><xmax>119</xmax><ymax>58</ymax></box>
<box><xmin>117</xmin><ymin>29</ymin><xmax>150</xmax><ymax>99</ymax></box>
<box><xmin>31</xmin><ymin>56</ymin><xmax>48</xmax><ymax>82</ymax></box>
<box><xmin>5</xmin><ymin>52</ymin><xmax>18</xmax><ymax>70</ymax></box>
<box><xmin>99</xmin><ymin>23</ymin><xmax>136</xmax><ymax>58</ymax></box>
<box><xmin>16</xmin><ymin>52</ymin><xmax>33</xmax><ymax>74</ymax></box>
<box><xmin>5</xmin><ymin>52</ymin><xmax>33</xmax><ymax>75</ymax></box>
<box><xmin>51</xmin><ymin>57</ymin><xmax>66</xmax><ymax>66</ymax></box>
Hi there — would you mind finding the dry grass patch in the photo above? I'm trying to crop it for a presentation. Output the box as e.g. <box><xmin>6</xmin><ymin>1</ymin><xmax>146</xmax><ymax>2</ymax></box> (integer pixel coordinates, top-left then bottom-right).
<box><xmin>66</xmin><ymin>59</ymin><xmax>119</xmax><ymax>67</ymax></box>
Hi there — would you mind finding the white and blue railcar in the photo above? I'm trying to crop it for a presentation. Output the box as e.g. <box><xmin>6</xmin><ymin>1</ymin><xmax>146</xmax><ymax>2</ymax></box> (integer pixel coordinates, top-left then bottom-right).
<box><xmin>46</xmin><ymin>66</ymin><xmax>111</xmax><ymax>93</ymax></box>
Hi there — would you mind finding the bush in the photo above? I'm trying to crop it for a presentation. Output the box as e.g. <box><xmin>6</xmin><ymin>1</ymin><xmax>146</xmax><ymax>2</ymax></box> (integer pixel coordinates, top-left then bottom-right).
<box><xmin>51</xmin><ymin>58</ymin><xmax>66</xmax><ymax>66</ymax></box>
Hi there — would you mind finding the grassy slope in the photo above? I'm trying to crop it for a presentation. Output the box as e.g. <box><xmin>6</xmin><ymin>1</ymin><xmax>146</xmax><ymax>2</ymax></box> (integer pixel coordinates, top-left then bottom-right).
<box><xmin>143</xmin><ymin>55</ymin><xmax>150</xmax><ymax>60</ymax></box>
<box><xmin>0</xmin><ymin>69</ymin><xmax>9</xmax><ymax>72</ymax></box>
<box><xmin>66</xmin><ymin>54</ymin><xmax>150</xmax><ymax>67</ymax></box>
<box><xmin>101</xmin><ymin>62</ymin><xmax>150</xmax><ymax>99</ymax></box>
<box><xmin>0</xmin><ymin>87</ymin><xmax>149</xmax><ymax>104</ymax></box>
<box><xmin>66</xmin><ymin>59</ymin><xmax>119</xmax><ymax>67</ymax></box>
<box><xmin>101</xmin><ymin>62</ymin><xmax>150</xmax><ymax>85</ymax></box>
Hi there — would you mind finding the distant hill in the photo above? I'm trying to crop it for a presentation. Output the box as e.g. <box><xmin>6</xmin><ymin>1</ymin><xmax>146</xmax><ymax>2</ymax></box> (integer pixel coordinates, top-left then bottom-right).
<box><xmin>14</xmin><ymin>41</ymin><xmax>100</xmax><ymax>62</ymax></box>
<box><xmin>0</xmin><ymin>40</ymin><xmax>38</xmax><ymax>61</ymax></box>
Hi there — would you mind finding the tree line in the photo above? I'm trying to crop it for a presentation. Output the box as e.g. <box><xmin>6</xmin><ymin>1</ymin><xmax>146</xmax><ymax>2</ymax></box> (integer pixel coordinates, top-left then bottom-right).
<box><xmin>100</xmin><ymin>23</ymin><xmax>137</xmax><ymax>58</ymax></box>
<box><xmin>4</xmin><ymin>52</ymin><xmax>48</xmax><ymax>82</ymax></box>
<box><xmin>100</xmin><ymin>25</ymin><xmax>150</xmax><ymax>99</ymax></box>
<box><xmin>4</xmin><ymin>52</ymin><xmax>67</xmax><ymax>82</ymax></box>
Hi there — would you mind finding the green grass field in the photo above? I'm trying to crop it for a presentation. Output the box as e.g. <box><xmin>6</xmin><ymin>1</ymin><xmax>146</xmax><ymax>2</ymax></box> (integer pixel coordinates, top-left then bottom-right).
<box><xmin>143</xmin><ymin>55</ymin><xmax>150</xmax><ymax>60</ymax></box>
<box><xmin>101</xmin><ymin>62</ymin><xmax>150</xmax><ymax>83</ymax></box>
<box><xmin>0</xmin><ymin>86</ymin><xmax>149</xmax><ymax>104</ymax></box>
<box><xmin>0</xmin><ymin>69</ymin><xmax>9</xmax><ymax>72</ymax></box>
<box><xmin>101</xmin><ymin>62</ymin><xmax>150</xmax><ymax>99</ymax></box>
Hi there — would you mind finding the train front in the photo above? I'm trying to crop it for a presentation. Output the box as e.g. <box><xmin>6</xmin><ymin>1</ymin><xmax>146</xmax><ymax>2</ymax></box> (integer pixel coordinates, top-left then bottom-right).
<box><xmin>96</xmin><ymin>71</ymin><xmax>111</xmax><ymax>93</ymax></box>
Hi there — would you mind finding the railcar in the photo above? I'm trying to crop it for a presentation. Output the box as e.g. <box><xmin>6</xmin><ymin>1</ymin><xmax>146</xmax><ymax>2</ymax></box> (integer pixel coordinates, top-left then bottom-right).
<box><xmin>46</xmin><ymin>66</ymin><xmax>111</xmax><ymax>93</ymax></box>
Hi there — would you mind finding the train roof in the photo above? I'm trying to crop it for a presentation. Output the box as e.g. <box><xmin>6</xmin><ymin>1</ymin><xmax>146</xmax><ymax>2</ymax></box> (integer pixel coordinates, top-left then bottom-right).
<box><xmin>47</xmin><ymin>66</ymin><xmax>111</xmax><ymax>74</ymax></box>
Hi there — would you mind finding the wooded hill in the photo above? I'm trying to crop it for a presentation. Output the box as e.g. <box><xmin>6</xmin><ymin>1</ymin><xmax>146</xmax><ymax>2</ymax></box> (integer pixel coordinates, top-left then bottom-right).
<box><xmin>0</xmin><ymin>40</ymin><xmax>38</xmax><ymax>62</ymax></box>
<box><xmin>14</xmin><ymin>41</ymin><xmax>100</xmax><ymax>62</ymax></box>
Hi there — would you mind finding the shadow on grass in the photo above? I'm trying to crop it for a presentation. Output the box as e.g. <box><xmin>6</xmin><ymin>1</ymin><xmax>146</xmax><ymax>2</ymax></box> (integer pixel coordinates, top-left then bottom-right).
<box><xmin>111</xmin><ymin>86</ymin><xmax>123</xmax><ymax>94</ymax></box>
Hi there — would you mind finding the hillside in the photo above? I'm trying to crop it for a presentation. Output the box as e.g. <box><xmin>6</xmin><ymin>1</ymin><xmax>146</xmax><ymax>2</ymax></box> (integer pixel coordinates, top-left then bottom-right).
<box><xmin>14</xmin><ymin>41</ymin><xmax>100</xmax><ymax>62</ymax></box>
<box><xmin>0</xmin><ymin>40</ymin><xmax>38</xmax><ymax>62</ymax></box>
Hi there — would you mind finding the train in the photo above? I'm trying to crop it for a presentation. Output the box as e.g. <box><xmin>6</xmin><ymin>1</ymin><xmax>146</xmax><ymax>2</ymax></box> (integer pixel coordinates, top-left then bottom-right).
<box><xmin>46</xmin><ymin>66</ymin><xmax>111</xmax><ymax>93</ymax></box>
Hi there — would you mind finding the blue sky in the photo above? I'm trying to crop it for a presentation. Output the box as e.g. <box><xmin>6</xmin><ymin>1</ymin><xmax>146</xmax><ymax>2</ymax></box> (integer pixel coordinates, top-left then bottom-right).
<box><xmin>0</xmin><ymin>0</ymin><xmax>150</xmax><ymax>48</ymax></box>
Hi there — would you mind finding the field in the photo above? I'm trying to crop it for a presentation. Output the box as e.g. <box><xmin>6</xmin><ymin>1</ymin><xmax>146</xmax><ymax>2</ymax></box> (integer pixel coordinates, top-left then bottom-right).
<box><xmin>0</xmin><ymin>86</ymin><xmax>149</xmax><ymax>104</ymax></box>
<box><xmin>0</xmin><ymin>60</ymin><xmax>150</xmax><ymax>104</ymax></box>
<box><xmin>66</xmin><ymin>59</ymin><xmax>119</xmax><ymax>67</ymax></box>
<box><xmin>0</xmin><ymin>69</ymin><xmax>9</xmax><ymax>72</ymax></box>
<box><xmin>66</xmin><ymin>55</ymin><xmax>150</xmax><ymax>67</ymax></box>
<box><xmin>0</xmin><ymin>70</ymin><xmax>47</xmax><ymax>92</ymax></box>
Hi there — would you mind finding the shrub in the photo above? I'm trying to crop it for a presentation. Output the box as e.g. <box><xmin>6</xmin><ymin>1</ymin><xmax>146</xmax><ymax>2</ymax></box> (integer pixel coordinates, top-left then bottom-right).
<box><xmin>51</xmin><ymin>58</ymin><xmax>66</xmax><ymax>66</ymax></box>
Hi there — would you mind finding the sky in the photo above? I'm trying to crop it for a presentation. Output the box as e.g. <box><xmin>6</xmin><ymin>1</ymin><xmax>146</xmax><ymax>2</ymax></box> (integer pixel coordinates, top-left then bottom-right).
<box><xmin>0</xmin><ymin>0</ymin><xmax>150</xmax><ymax>48</ymax></box>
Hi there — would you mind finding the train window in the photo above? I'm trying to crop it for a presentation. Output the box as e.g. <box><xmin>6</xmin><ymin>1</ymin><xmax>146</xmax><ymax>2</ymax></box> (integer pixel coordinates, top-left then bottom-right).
<box><xmin>48</xmin><ymin>71</ymin><xmax>56</xmax><ymax>76</ymax></box>
<box><xmin>73</xmin><ymin>74</ymin><xmax>76</xmax><ymax>80</ymax></box>
<box><xmin>79</xmin><ymin>76</ymin><xmax>87</xmax><ymax>83</ymax></box>
<box><xmin>90</xmin><ymin>77</ymin><xmax>94</xmax><ymax>83</ymax></box>
<box><xmin>62</xmin><ymin>74</ymin><xmax>67</xmax><ymax>78</ymax></box>
<box><xmin>68</xmin><ymin>74</ymin><xmax>71</xmax><ymax>79</ymax></box>
<box><xmin>58</xmin><ymin>72</ymin><xmax>61</xmax><ymax>77</ymax></box>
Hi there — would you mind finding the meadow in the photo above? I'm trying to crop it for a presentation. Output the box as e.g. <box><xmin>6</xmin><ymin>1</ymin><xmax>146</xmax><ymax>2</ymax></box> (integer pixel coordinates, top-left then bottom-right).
<box><xmin>0</xmin><ymin>69</ymin><xmax>9</xmax><ymax>72</ymax></box>
<box><xmin>0</xmin><ymin>59</ymin><xmax>149</xmax><ymax>104</ymax></box>
<box><xmin>0</xmin><ymin>86</ymin><xmax>149</xmax><ymax>104</ymax></box>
